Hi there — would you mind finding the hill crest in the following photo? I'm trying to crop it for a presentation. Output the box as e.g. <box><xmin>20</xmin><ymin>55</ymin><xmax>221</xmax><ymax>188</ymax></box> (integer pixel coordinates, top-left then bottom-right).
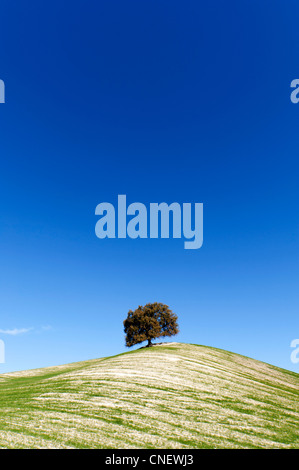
<box><xmin>0</xmin><ymin>342</ymin><xmax>298</xmax><ymax>449</ymax></box>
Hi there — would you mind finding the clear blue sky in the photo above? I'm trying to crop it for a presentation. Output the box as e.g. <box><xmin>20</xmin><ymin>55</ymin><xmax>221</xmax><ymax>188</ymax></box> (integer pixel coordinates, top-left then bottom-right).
<box><xmin>0</xmin><ymin>0</ymin><xmax>298</xmax><ymax>373</ymax></box>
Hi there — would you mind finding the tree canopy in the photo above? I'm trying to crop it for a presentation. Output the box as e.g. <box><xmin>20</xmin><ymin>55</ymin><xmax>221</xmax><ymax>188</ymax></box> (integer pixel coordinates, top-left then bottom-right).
<box><xmin>123</xmin><ymin>302</ymin><xmax>179</xmax><ymax>347</ymax></box>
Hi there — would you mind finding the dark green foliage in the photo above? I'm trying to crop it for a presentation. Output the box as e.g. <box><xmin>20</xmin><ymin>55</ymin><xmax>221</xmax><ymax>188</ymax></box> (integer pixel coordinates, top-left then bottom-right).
<box><xmin>123</xmin><ymin>302</ymin><xmax>179</xmax><ymax>347</ymax></box>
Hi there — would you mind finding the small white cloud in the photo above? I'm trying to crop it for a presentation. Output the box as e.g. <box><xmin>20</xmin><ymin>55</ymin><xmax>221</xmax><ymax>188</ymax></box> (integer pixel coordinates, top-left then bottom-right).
<box><xmin>41</xmin><ymin>325</ymin><xmax>53</xmax><ymax>331</ymax></box>
<box><xmin>0</xmin><ymin>328</ymin><xmax>33</xmax><ymax>336</ymax></box>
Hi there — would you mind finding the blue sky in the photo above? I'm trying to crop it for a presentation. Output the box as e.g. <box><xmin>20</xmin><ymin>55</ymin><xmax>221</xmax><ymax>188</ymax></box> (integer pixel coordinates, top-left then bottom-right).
<box><xmin>0</xmin><ymin>0</ymin><xmax>298</xmax><ymax>373</ymax></box>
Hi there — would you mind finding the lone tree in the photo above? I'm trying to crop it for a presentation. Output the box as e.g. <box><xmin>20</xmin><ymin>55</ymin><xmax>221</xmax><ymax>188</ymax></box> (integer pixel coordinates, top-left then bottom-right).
<box><xmin>123</xmin><ymin>302</ymin><xmax>179</xmax><ymax>348</ymax></box>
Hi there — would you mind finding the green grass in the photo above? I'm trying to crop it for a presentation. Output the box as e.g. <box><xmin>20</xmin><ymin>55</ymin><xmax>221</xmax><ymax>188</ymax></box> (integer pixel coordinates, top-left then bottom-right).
<box><xmin>0</xmin><ymin>342</ymin><xmax>298</xmax><ymax>449</ymax></box>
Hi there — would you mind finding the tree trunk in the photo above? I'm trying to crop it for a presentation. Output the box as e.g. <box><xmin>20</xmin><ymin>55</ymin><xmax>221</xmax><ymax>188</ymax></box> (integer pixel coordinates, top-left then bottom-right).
<box><xmin>147</xmin><ymin>338</ymin><xmax>152</xmax><ymax>347</ymax></box>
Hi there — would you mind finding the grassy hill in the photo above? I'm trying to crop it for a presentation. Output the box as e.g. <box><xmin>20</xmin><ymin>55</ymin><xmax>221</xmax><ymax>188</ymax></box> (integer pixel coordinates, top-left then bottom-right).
<box><xmin>0</xmin><ymin>342</ymin><xmax>298</xmax><ymax>449</ymax></box>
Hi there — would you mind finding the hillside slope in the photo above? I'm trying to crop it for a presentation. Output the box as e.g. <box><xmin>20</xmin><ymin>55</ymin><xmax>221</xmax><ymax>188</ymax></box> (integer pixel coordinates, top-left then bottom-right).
<box><xmin>0</xmin><ymin>342</ymin><xmax>298</xmax><ymax>449</ymax></box>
